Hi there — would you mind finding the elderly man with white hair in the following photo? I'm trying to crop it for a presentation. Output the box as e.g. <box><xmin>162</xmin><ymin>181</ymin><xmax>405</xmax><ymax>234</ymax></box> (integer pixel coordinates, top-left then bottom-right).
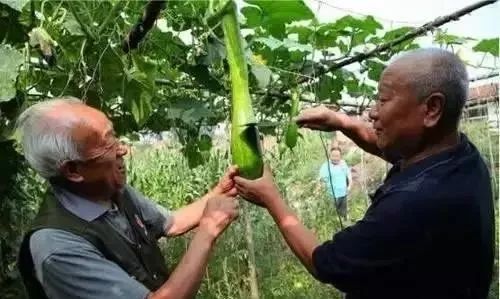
<box><xmin>17</xmin><ymin>97</ymin><xmax>239</xmax><ymax>299</ymax></box>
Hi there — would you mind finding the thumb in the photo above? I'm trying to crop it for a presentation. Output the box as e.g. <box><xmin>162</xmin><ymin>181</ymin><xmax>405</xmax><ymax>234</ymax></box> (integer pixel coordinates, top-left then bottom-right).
<box><xmin>234</xmin><ymin>175</ymin><xmax>252</xmax><ymax>187</ymax></box>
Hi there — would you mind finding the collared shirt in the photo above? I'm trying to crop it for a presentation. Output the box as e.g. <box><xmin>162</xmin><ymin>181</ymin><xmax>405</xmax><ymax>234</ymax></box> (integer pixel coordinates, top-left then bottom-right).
<box><xmin>312</xmin><ymin>134</ymin><xmax>495</xmax><ymax>299</ymax></box>
<box><xmin>30</xmin><ymin>185</ymin><xmax>173</xmax><ymax>299</ymax></box>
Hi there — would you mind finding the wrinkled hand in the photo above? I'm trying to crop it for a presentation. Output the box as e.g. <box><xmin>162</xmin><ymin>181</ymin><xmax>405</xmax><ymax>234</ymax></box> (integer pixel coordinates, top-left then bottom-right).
<box><xmin>199</xmin><ymin>195</ymin><xmax>239</xmax><ymax>239</ymax></box>
<box><xmin>211</xmin><ymin>165</ymin><xmax>239</xmax><ymax>197</ymax></box>
<box><xmin>234</xmin><ymin>165</ymin><xmax>281</xmax><ymax>208</ymax></box>
<box><xmin>295</xmin><ymin>105</ymin><xmax>346</xmax><ymax>132</ymax></box>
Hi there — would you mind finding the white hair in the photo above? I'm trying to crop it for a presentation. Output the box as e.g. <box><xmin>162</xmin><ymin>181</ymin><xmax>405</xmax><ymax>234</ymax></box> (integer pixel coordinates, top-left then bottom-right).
<box><xmin>16</xmin><ymin>97</ymin><xmax>87</xmax><ymax>179</ymax></box>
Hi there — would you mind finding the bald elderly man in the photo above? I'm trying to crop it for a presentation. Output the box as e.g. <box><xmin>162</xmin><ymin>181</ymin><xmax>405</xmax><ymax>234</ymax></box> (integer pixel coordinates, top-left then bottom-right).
<box><xmin>17</xmin><ymin>98</ymin><xmax>239</xmax><ymax>299</ymax></box>
<box><xmin>235</xmin><ymin>48</ymin><xmax>495</xmax><ymax>299</ymax></box>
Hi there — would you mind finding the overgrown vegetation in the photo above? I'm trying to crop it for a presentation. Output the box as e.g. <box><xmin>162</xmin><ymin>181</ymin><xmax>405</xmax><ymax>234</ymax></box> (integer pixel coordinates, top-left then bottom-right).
<box><xmin>0</xmin><ymin>0</ymin><xmax>498</xmax><ymax>298</ymax></box>
<box><xmin>5</xmin><ymin>123</ymin><xmax>497</xmax><ymax>298</ymax></box>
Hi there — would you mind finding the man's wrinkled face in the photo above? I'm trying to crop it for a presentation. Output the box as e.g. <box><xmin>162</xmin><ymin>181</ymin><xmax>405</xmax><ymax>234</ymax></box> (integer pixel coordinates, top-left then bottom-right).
<box><xmin>330</xmin><ymin>149</ymin><xmax>341</xmax><ymax>164</ymax></box>
<box><xmin>59</xmin><ymin>105</ymin><xmax>128</xmax><ymax>197</ymax></box>
<box><xmin>369</xmin><ymin>64</ymin><xmax>427</xmax><ymax>155</ymax></box>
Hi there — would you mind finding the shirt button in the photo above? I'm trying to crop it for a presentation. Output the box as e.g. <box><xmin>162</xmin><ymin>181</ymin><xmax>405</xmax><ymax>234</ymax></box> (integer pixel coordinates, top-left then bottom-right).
<box><xmin>153</xmin><ymin>274</ymin><xmax>157</xmax><ymax>279</ymax></box>
<box><xmin>137</xmin><ymin>244</ymin><xmax>141</xmax><ymax>249</ymax></box>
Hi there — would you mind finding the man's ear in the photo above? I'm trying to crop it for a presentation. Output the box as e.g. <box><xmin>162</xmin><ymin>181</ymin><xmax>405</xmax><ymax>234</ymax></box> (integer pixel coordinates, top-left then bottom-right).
<box><xmin>59</xmin><ymin>160</ymin><xmax>84</xmax><ymax>183</ymax></box>
<box><xmin>423</xmin><ymin>92</ymin><xmax>445</xmax><ymax>128</ymax></box>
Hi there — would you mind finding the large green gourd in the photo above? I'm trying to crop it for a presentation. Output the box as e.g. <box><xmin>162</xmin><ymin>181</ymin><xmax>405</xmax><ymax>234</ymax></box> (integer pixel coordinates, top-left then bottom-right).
<box><xmin>219</xmin><ymin>1</ymin><xmax>263</xmax><ymax>179</ymax></box>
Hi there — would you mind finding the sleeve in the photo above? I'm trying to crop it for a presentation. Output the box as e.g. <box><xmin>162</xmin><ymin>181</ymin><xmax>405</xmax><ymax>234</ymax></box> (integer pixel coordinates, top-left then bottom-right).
<box><xmin>126</xmin><ymin>185</ymin><xmax>173</xmax><ymax>239</ymax></box>
<box><xmin>311</xmin><ymin>192</ymin><xmax>430</xmax><ymax>292</ymax></box>
<box><xmin>30</xmin><ymin>229</ymin><xmax>150</xmax><ymax>299</ymax></box>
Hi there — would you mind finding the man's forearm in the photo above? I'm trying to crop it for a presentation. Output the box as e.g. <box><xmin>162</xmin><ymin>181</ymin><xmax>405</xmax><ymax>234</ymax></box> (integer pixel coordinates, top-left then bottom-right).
<box><xmin>167</xmin><ymin>194</ymin><xmax>210</xmax><ymax>237</ymax></box>
<box><xmin>148</xmin><ymin>230</ymin><xmax>214</xmax><ymax>299</ymax></box>
<box><xmin>338</xmin><ymin>114</ymin><xmax>382</xmax><ymax>158</ymax></box>
<box><xmin>266</xmin><ymin>196</ymin><xmax>320</xmax><ymax>276</ymax></box>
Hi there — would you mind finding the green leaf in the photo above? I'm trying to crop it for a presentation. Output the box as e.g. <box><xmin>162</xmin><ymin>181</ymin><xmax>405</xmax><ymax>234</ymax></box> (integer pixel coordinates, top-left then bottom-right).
<box><xmin>282</xmin><ymin>38</ymin><xmax>313</xmax><ymax>53</ymax></box>
<box><xmin>182</xmin><ymin>141</ymin><xmax>204</xmax><ymax>168</ymax></box>
<box><xmin>254</xmin><ymin>36</ymin><xmax>312</xmax><ymax>53</ymax></box>
<box><xmin>124</xmin><ymin>79</ymin><xmax>152</xmax><ymax>127</ymax></box>
<box><xmin>250</xmin><ymin>63</ymin><xmax>272</xmax><ymax>89</ymax></box>
<box><xmin>0</xmin><ymin>0</ymin><xmax>29</xmax><ymax>11</ymax></box>
<box><xmin>198</xmin><ymin>134</ymin><xmax>212</xmax><ymax>152</ymax></box>
<box><xmin>345</xmin><ymin>77</ymin><xmax>360</xmax><ymax>96</ymax></box>
<box><xmin>0</xmin><ymin>4</ymin><xmax>28</xmax><ymax>44</ymax></box>
<box><xmin>131</xmin><ymin>91</ymin><xmax>153</xmax><ymax>127</ymax></box>
<box><xmin>63</xmin><ymin>13</ymin><xmax>85</xmax><ymax>36</ymax></box>
<box><xmin>166</xmin><ymin>99</ymin><xmax>214</xmax><ymax>124</ymax></box>
<box><xmin>382</xmin><ymin>27</ymin><xmax>414</xmax><ymax>41</ymax></box>
<box><xmin>241</xmin><ymin>6</ymin><xmax>262</xmax><ymax>27</ymax></box>
<box><xmin>287</xmin><ymin>26</ymin><xmax>313</xmax><ymax>44</ymax></box>
<box><xmin>434</xmin><ymin>30</ymin><xmax>471</xmax><ymax>46</ymax></box>
<box><xmin>365</xmin><ymin>60</ymin><xmax>385</xmax><ymax>81</ymax></box>
<box><xmin>243</xmin><ymin>0</ymin><xmax>314</xmax><ymax>38</ymax></box>
<box><xmin>316</xmin><ymin>72</ymin><xmax>344</xmax><ymax>102</ymax></box>
<box><xmin>182</xmin><ymin>64</ymin><xmax>224</xmax><ymax>93</ymax></box>
<box><xmin>0</xmin><ymin>45</ymin><xmax>23</xmax><ymax>102</ymax></box>
<box><xmin>473</xmin><ymin>38</ymin><xmax>499</xmax><ymax>57</ymax></box>
<box><xmin>202</xmin><ymin>39</ymin><xmax>226</xmax><ymax>65</ymax></box>
<box><xmin>254</xmin><ymin>36</ymin><xmax>283</xmax><ymax>50</ymax></box>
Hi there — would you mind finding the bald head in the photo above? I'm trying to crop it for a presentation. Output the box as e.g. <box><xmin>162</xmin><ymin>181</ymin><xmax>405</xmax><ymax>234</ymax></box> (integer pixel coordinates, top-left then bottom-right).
<box><xmin>386</xmin><ymin>48</ymin><xmax>469</xmax><ymax>131</ymax></box>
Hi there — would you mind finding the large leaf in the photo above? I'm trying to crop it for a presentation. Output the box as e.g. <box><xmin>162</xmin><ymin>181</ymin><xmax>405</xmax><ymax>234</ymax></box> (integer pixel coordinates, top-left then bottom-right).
<box><xmin>124</xmin><ymin>79</ymin><xmax>152</xmax><ymax>127</ymax></box>
<box><xmin>473</xmin><ymin>38</ymin><xmax>499</xmax><ymax>57</ymax></box>
<box><xmin>254</xmin><ymin>36</ymin><xmax>312</xmax><ymax>53</ymax></box>
<box><xmin>365</xmin><ymin>60</ymin><xmax>385</xmax><ymax>81</ymax></box>
<box><xmin>316</xmin><ymin>72</ymin><xmax>344</xmax><ymax>102</ymax></box>
<box><xmin>63</xmin><ymin>13</ymin><xmax>85</xmax><ymax>36</ymax></box>
<box><xmin>1</xmin><ymin>0</ymin><xmax>29</xmax><ymax>11</ymax></box>
<box><xmin>242</xmin><ymin>0</ymin><xmax>314</xmax><ymax>38</ymax></box>
<box><xmin>122</xmin><ymin>55</ymin><xmax>157</xmax><ymax>127</ymax></box>
<box><xmin>0</xmin><ymin>45</ymin><xmax>24</xmax><ymax>102</ymax></box>
<box><xmin>182</xmin><ymin>64</ymin><xmax>224</xmax><ymax>93</ymax></box>
<box><xmin>254</xmin><ymin>36</ymin><xmax>282</xmax><ymax>50</ymax></box>
<box><xmin>434</xmin><ymin>30</ymin><xmax>472</xmax><ymax>46</ymax></box>
<box><xmin>0</xmin><ymin>4</ymin><xmax>27</xmax><ymax>45</ymax></box>
<box><xmin>166</xmin><ymin>99</ymin><xmax>214</xmax><ymax>124</ymax></box>
<box><xmin>380</xmin><ymin>26</ymin><xmax>414</xmax><ymax>42</ymax></box>
<box><xmin>250</xmin><ymin>63</ymin><xmax>272</xmax><ymax>89</ymax></box>
<box><xmin>287</xmin><ymin>26</ymin><xmax>313</xmax><ymax>44</ymax></box>
<box><xmin>315</xmin><ymin>16</ymin><xmax>382</xmax><ymax>50</ymax></box>
<box><xmin>132</xmin><ymin>91</ymin><xmax>153</xmax><ymax>127</ymax></box>
<box><xmin>202</xmin><ymin>39</ymin><xmax>226</xmax><ymax>65</ymax></box>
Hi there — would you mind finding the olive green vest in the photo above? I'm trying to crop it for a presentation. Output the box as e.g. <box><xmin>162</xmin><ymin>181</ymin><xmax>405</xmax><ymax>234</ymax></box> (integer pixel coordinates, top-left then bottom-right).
<box><xmin>18</xmin><ymin>187</ymin><xmax>169</xmax><ymax>299</ymax></box>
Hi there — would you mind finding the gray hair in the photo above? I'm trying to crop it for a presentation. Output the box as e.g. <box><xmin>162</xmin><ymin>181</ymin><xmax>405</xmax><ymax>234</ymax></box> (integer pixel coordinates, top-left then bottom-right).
<box><xmin>16</xmin><ymin>97</ymin><xmax>86</xmax><ymax>179</ymax></box>
<box><xmin>392</xmin><ymin>48</ymin><xmax>469</xmax><ymax>130</ymax></box>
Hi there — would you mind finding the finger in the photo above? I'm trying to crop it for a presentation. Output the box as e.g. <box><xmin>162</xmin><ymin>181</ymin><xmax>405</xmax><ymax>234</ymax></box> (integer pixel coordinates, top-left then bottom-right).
<box><xmin>227</xmin><ymin>165</ymin><xmax>239</xmax><ymax>177</ymax></box>
<box><xmin>294</xmin><ymin>114</ymin><xmax>309</xmax><ymax>126</ymax></box>
<box><xmin>226</xmin><ymin>187</ymin><xmax>238</xmax><ymax>197</ymax></box>
<box><xmin>234</xmin><ymin>175</ymin><xmax>252</xmax><ymax>187</ymax></box>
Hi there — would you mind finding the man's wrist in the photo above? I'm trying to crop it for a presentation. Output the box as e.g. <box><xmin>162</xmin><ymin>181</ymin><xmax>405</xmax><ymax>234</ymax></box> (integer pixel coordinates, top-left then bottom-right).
<box><xmin>196</xmin><ymin>224</ymin><xmax>218</xmax><ymax>246</ymax></box>
<box><xmin>335</xmin><ymin>112</ymin><xmax>352</xmax><ymax>132</ymax></box>
<box><xmin>266</xmin><ymin>194</ymin><xmax>290</xmax><ymax>222</ymax></box>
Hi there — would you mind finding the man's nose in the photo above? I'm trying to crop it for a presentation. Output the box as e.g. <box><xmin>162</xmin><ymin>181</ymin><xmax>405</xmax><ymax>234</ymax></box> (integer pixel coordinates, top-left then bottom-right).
<box><xmin>368</xmin><ymin>105</ymin><xmax>378</xmax><ymax>121</ymax></box>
